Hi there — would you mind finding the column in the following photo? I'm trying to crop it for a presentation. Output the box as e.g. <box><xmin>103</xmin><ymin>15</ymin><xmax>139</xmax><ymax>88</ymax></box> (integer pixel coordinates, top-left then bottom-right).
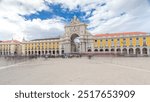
<box><xmin>147</xmin><ymin>48</ymin><xmax>150</xmax><ymax>56</ymax></box>
<box><xmin>121</xmin><ymin>48</ymin><xmax>123</xmax><ymax>54</ymax></box>
<box><xmin>133</xmin><ymin>48</ymin><xmax>136</xmax><ymax>55</ymax></box>
<box><xmin>59</xmin><ymin>47</ymin><xmax>62</xmax><ymax>56</ymax></box>
<box><xmin>127</xmin><ymin>48</ymin><xmax>129</xmax><ymax>55</ymax></box>
<box><xmin>140</xmin><ymin>48</ymin><xmax>143</xmax><ymax>55</ymax></box>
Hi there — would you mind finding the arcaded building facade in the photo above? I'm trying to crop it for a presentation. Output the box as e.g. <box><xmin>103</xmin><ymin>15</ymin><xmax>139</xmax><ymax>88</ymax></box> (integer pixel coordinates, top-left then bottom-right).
<box><xmin>0</xmin><ymin>17</ymin><xmax>150</xmax><ymax>56</ymax></box>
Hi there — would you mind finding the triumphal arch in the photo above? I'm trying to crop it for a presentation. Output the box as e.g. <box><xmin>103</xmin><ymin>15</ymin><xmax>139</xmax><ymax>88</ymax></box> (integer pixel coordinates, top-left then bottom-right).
<box><xmin>60</xmin><ymin>16</ymin><xmax>93</xmax><ymax>54</ymax></box>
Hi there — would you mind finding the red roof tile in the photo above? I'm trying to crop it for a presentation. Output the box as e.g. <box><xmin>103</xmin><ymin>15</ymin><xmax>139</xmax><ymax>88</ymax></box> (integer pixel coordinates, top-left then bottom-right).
<box><xmin>1</xmin><ymin>40</ymin><xmax>20</xmax><ymax>43</ymax></box>
<box><xmin>95</xmin><ymin>32</ymin><xmax>147</xmax><ymax>37</ymax></box>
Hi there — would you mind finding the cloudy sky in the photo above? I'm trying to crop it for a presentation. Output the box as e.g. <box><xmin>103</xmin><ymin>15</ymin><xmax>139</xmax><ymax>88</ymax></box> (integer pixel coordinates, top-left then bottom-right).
<box><xmin>0</xmin><ymin>0</ymin><xmax>150</xmax><ymax>41</ymax></box>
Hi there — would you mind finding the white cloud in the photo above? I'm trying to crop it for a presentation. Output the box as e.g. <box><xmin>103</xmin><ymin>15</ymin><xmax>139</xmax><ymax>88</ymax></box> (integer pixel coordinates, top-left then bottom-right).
<box><xmin>0</xmin><ymin>0</ymin><xmax>49</xmax><ymax>16</ymax></box>
<box><xmin>23</xmin><ymin>18</ymin><xmax>65</xmax><ymax>40</ymax></box>
<box><xmin>46</xmin><ymin>0</ymin><xmax>104</xmax><ymax>11</ymax></box>
<box><xmin>0</xmin><ymin>0</ymin><xmax>150</xmax><ymax>41</ymax></box>
<box><xmin>0</xmin><ymin>0</ymin><xmax>64</xmax><ymax>41</ymax></box>
<box><xmin>87</xmin><ymin>0</ymin><xmax>150</xmax><ymax>34</ymax></box>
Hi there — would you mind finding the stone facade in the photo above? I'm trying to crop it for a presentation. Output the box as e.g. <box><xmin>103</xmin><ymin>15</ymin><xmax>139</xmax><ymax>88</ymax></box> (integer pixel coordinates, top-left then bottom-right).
<box><xmin>61</xmin><ymin>16</ymin><xmax>93</xmax><ymax>54</ymax></box>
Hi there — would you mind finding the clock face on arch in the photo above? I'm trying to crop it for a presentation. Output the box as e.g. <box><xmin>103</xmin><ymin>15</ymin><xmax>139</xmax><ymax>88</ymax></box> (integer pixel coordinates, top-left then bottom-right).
<box><xmin>70</xmin><ymin>26</ymin><xmax>79</xmax><ymax>32</ymax></box>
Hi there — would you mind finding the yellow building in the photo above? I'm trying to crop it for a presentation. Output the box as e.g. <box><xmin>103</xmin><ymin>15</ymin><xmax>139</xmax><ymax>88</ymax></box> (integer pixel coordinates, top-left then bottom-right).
<box><xmin>21</xmin><ymin>38</ymin><xmax>61</xmax><ymax>56</ymax></box>
<box><xmin>0</xmin><ymin>40</ymin><xmax>21</xmax><ymax>56</ymax></box>
<box><xmin>93</xmin><ymin>32</ymin><xmax>150</xmax><ymax>56</ymax></box>
<box><xmin>0</xmin><ymin>17</ymin><xmax>150</xmax><ymax>57</ymax></box>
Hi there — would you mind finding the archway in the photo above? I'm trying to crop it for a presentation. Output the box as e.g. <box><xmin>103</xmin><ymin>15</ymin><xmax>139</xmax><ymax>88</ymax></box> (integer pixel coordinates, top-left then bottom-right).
<box><xmin>61</xmin><ymin>50</ymin><xmax>64</xmax><ymax>54</ymax></box>
<box><xmin>105</xmin><ymin>49</ymin><xmax>109</xmax><ymax>52</ymax></box>
<box><xmin>35</xmin><ymin>51</ymin><xmax>37</xmax><ymax>55</ymax></box>
<box><xmin>38</xmin><ymin>51</ymin><xmax>41</xmax><ymax>55</ymax></box>
<box><xmin>28</xmin><ymin>51</ymin><xmax>30</xmax><ymax>55</ymax></box>
<box><xmin>42</xmin><ymin>51</ymin><xmax>44</xmax><ymax>55</ymax></box>
<box><xmin>57</xmin><ymin>50</ymin><xmax>59</xmax><ymax>54</ymax></box>
<box><xmin>142</xmin><ymin>48</ymin><xmax>147</xmax><ymax>55</ymax></box>
<box><xmin>129</xmin><ymin>48</ymin><xmax>134</xmax><ymax>54</ymax></box>
<box><xmin>32</xmin><ymin>51</ymin><xmax>34</xmax><ymax>55</ymax></box>
<box><xmin>116</xmin><ymin>48</ymin><xmax>121</xmax><ymax>53</ymax></box>
<box><xmin>123</xmin><ymin>48</ymin><xmax>127</xmax><ymax>54</ymax></box>
<box><xmin>53</xmin><ymin>50</ymin><xmax>55</xmax><ymax>55</ymax></box>
<box><xmin>111</xmin><ymin>49</ymin><xmax>115</xmax><ymax>52</ymax></box>
<box><xmin>136</xmin><ymin>48</ymin><xmax>140</xmax><ymax>55</ymax></box>
<box><xmin>70</xmin><ymin>34</ymin><xmax>79</xmax><ymax>53</ymax></box>
<box><xmin>100</xmin><ymin>49</ymin><xmax>103</xmax><ymax>52</ymax></box>
<box><xmin>94</xmin><ymin>49</ymin><xmax>98</xmax><ymax>52</ymax></box>
<box><xmin>45</xmin><ymin>51</ymin><xmax>48</xmax><ymax>55</ymax></box>
<box><xmin>88</xmin><ymin>49</ymin><xmax>91</xmax><ymax>52</ymax></box>
<box><xmin>49</xmin><ymin>51</ymin><xmax>51</xmax><ymax>55</ymax></box>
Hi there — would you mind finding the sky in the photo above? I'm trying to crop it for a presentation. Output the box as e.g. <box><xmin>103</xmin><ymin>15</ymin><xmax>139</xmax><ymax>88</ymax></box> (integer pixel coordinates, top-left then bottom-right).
<box><xmin>0</xmin><ymin>0</ymin><xmax>150</xmax><ymax>41</ymax></box>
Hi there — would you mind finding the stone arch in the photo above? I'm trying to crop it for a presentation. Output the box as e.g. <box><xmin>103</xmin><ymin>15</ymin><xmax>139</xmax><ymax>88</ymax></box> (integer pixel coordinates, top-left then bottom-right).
<box><xmin>70</xmin><ymin>34</ymin><xmax>79</xmax><ymax>52</ymax></box>
<box><xmin>32</xmin><ymin>51</ymin><xmax>34</xmax><ymax>55</ymax></box>
<box><xmin>100</xmin><ymin>49</ymin><xmax>103</xmax><ymax>52</ymax></box>
<box><xmin>38</xmin><ymin>51</ymin><xmax>41</xmax><ymax>55</ymax></box>
<box><xmin>129</xmin><ymin>48</ymin><xmax>134</xmax><ymax>54</ymax></box>
<box><xmin>88</xmin><ymin>49</ymin><xmax>91</xmax><ymax>52</ymax></box>
<box><xmin>116</xmin><ymin>48</ymin><xmax>121</xmax><ymax>53</ymax></box>
<box><xmin>49</xmin><ymin>51</ymin><xmax>51</xmax><ymax>55</ymax></box>
<box><xmin>42</xmin><ymin>51</ymin><xmax>44</xmax><ymax>55</ymax></box>
<box><xmin>28</xmin><ymin>51</ymin><xmax>30</xmax><ymax>55</ymax></box>
<box><xmin>56</xmin><ymin>50</ymin><xmax>59</xmax><ymax>54</ymax></box>
<box><xmin>61</xmin><ymin>50</ymin><xmax>64</xmax><ymax>54</ymax></box>
<box><xmin>123</xmin><ymin>48</ymin><xmax>127</xmax><ymax>54</ymax></box>
<box><xmin>105</xmin><ymin>49</ymin><xmax>109</xmax><ymax>52</ymax></box>
<box><xmin>45</xmin><ymin>51</ymin><xmax>48</xmax><ymax>54</ymax></box>
<box><xmin>94</xmin><ymin>49</ymin><xmax>98</xmax><ymax>52</ymax></box>
<box><xmin>135</xmin><ymin>48</ymin><xmax>141</xmax><ymax>55</ymax></box>
<box><xmin>53</xmin><ymin>50</ymin><xmax>55</xmax><ymax>55</ymax></box>
<box><xmin>142</xmin><ymin>48</ymin><xmax>148</xmax><ymax>55</ymax></box>
<box><xmin>111</xmin><ymin>49</ymin><xmax>115</xmax><ymax>52</ymax></box>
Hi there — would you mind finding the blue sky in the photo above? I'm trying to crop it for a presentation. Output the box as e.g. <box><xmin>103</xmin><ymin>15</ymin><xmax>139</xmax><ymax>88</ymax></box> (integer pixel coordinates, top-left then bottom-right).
<box><xmin>0</xmin><ymin>0</ymin><xmax>150</xmax><ymax>41</ymax></box>
<box><xmin>24</xmin><ymin>3</ymin><xmax>90</xmax><ymax>23</ymax></box>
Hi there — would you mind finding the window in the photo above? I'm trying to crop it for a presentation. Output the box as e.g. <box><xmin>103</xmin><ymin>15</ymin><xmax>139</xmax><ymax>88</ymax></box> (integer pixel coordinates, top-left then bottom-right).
<box><xmin>130</xmin><ymin>38</ymin><xmax>132</xmax><ymax>40</ymax></box>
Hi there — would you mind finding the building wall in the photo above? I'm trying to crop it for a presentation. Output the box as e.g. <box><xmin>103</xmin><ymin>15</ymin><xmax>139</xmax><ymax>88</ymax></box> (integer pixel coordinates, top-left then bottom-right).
<box><xmin>92</xmin><ymin>35</ymin><xmax>150</xmax><ymax>56</ymax></box>
<box><xmin>0</xmin><ymin>42</ymin><xmax>20</xmax><ymax>56</ymax></box>
<box><xmin>21</xmin><ymin>40</ymin><xmax>61</xmax><ymax>56</ymax></box>
<box><xmin>0</xmin><ymin>34</ymin><xmax>150</xmax><ymax>57</ymax></box>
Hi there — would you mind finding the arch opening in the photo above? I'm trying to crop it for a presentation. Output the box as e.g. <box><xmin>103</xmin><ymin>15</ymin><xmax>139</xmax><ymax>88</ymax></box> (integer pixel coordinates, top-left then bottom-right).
<box><xmin>94</xmin><ymin>49</ymin><xmax>98</xmax><ymax>52</ymax></box>
<box><xmin>70</xmin><ymin>34</ymin><xmax>80</xmax><ymax>53</ymax></box>
<box><xmin>105</xmin><ymin>49</ymin><xmax>109</xmax><ymax>52</ymax></box>
<box><xmin>100</xmin><ymin>49</ymin><xmax>103</xmax><ymax>52</ymax></box>
<box><xmin>129</xmin><ymin>48</ymin><xmax>134</xmax><ymax>54</ymax></box>
<box><xmin>136</xmin><ymin>48</ymin><xmax>141</xmax><ymax>55</ymax></box>
<box><xmin>123</xmin><ymin>48</ymin><xmax>127</xmax><ymax>54</ymax></box>
<box><xmin>143</xmin><ymin>48</ymin><xmax>147</xmax><ymax>55</ymax></box>
<box><xmin>88</xmin><ymin>49</ymin><xmax>91</xmax><ymax>52</ymax></box>
<box><xmin>116</xmin><ymin>48</ymin><xmax>121</xmax><ymax>53</ymax></box>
